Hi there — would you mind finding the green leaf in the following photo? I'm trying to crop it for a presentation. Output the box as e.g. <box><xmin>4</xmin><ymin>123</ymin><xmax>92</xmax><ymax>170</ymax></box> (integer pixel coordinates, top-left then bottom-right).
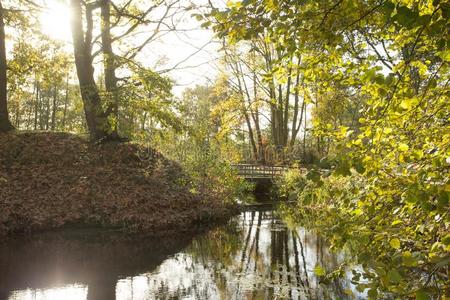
<box><xmin>437</xmin><ymin>191</ymin><xmax>449</xmax><ymax>208</ymax></box>
<box><xmin>435</xmin><ymin>256</ymin><xmax>450</xmax><ymax>268</ymax></box>
<box><xmin>415</xmin><ymin>289</ymin><xmax>430</xmax><ymax>300</ymax></box>
<box><xmin>387</xmin><ymin>269</ymin><xmax>402</xmax><ymax>283</ymax></box>
<box><xmin>368</xmin><ymin>288</ymin><xmax>378</xmax><ymax>299</ymax></box>
<box><xmin>353</xmin><ymin>159</ymin><xmax>365</xmax><ymax>174</ymax></box>
<box><xmin>442</xmin><ymin>234</ymin><xmax>450</xmax><ymax>245</ymax></box>
<box><xmin>336</xmin><ymin>159</ymin><xmax>351</xmax><ymax>176</ymax></box>
<box><xmin>344</xmin><ymin>289</ymin><xmax>354</xmax><ymax>296</ymax></box>
<box><xmin>393</xmin><ymin>6</ymin><xmax>419</xmax><ymax>27</ymax></box>
<box><xmin>306</xmin><ymin>170</ymin><xmax>321</xmax><ymax>183</ymax></box>
<box><xmin>356</xmin><ymin>284</ymin><xmax>366</xmax><ymax>293</ymax></box>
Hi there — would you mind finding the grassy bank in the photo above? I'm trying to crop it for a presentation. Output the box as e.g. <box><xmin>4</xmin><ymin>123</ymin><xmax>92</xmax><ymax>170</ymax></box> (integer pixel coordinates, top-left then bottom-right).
<box><xmin>0</xmin><ymin>132</ymin><xmax>237</xmax><ymax>237</ymax></box>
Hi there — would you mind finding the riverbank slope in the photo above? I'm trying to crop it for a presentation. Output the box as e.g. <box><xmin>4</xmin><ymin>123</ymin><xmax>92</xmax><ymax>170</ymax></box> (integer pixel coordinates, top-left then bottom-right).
<box><xmin>0</xmin><ymin>132</ymin><xmax>236</xmax><ymax>237</ymax></box>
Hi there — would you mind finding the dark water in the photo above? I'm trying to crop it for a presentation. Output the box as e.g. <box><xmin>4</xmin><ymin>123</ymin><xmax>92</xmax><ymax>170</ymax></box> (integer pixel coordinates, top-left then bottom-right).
<box><xmin>0</xmin><ymin>209</ymin><xmax>364</xmax><ymax>300</ymax></box>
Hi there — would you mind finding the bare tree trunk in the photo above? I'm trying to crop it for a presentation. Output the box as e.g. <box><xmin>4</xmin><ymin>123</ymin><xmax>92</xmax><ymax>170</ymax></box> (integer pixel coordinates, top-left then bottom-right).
<box><xmin>70</xmin><ymin>0</ymin><xmax>111</xmax><ymax>141</ymax></box>
<box><xmin>303</xmin><ymin>105</ymin><xmax>307</xmax><ymax>157</ymax></box>
<box><xmin>51</xmin><ymin>84</ymin><xmax>57</xmax><ymax>130</ymax></box>
<box><xmin>141</xmin><ymin>111</ymin><xmax>147</xmax><ymax>131</ymax></box>
<box><xmin>14</xmin><ymin>101</ymin><xmax>20</xmax><ymax>128</ymax></box>
<box><xmin>252</xmin><ymin>72</ymin><xmax>265</xmax><ymax>163</ymax></box>
<box><xmin>298</xmin><ymin>100</ymin><xmax>306</xmax><ymax>139</ymax></box>
<box><xmin>45</xmin><ymin>94</ymin><xmax>50</xmax><ymax>130</ymax></box>
<box><xmin>26</xmin><ymin>97</ymin><xmax>33</xmax><ymax>130</ymax></box>
<box><xmin>243</xmin><ymin>110</ymin><xmax>258</xmax><ymax>162</ymax></box>
<box><xmin>292</xmin><ymin>99</ymin><xmax>306</xmax><ymax>151</ymax></box>
<box><xmin>230</xmin><ymin>59</ymin><xmax>258</xmax><ymax>162</ymax></box>
<box><xmin>315</xmin><ymin>96</ymin><xmax>321</xmax><ymax>155</ymax></box>
<box><xmin>239</xmin><ymin>60</ymin><xmax>264</xmax><ymax>163</ymax></box>
<box><xmin>34</xmin><ymin>79</ymin><xmax>39</xmax><ymax>130</ymax></box>
<box><xmin>261</xmin><ymin>44</ymin><xmax>278</xmax><ymax>148</ymax></box>
<box><xmin>290</xmin><ymin>73</ymin><xmax>301</xmax><ymax>148</ymax></box>
<box><xmin>283</xmin><ymin>65</ymin><xmax>292</xmax><ymax>147</ymax></box>
<box><xmin>0</xmin><ymin>0</ymin><xmax>13</xmax><ymax>132</ymax></box>
<box><xmin>277</xmin><ymin>84</ymin><xmax>284</xmax><ymax>147</ymax></box>
<box><xmin>101</xmin><ymin>0</ymin><xmax>119</xmax><ymax>136</ymax></box>
<box><xmin>269</xmin><ymin>85</ymin><xmax>278</xmax><ymax>146</ymax></box>
<box><xmin>62</xmin><ymin>75</ymin><xmax>69</xmax><ymax>129</ymax></box>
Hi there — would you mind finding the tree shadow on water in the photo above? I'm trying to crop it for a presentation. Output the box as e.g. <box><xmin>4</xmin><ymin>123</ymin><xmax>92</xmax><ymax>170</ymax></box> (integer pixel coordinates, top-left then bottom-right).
<box><xmin>0</xmin><ymin>229</ymin><xmax>198</xmax><ymax>300</ymax></box>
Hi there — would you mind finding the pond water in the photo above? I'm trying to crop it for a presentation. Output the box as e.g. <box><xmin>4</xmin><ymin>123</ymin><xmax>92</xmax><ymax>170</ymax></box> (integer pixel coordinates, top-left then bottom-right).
<box><xmin>0</xmin><ymin>208</ymin><xmax>364</xmax><ymax>300</ymax></box>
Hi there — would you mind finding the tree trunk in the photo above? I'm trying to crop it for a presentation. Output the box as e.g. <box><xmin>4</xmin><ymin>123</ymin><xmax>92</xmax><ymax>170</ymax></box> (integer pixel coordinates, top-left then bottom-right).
<box><xmin>269</xmin><ymin>85</ymin><xmax>278</xmax><ymax>146</ymax></box>
<box><xmin>243</xmin><ymin>109</ymin><xmax>258</xmax><ymax>162</ymax></box>
<box><xmin>290</xmin><ymin>73</ymin><xmax>301</xmax><ymax>148</ymax></box>
<box><xmin>51</xmin><ymin>84</ymin><xmax>57</xmax><ymax>130</ymax></box>
<box><xmin>45</xmin><ymin>94</ymin><xmax>50</xmax><ymax>130</ymax></box>
<box><xmin>62</xmin><ymin>75</ymin><xmax>69</xmax><ymax>129</ymax></box>
<box><xmin>70</xmin><ymin>0</ymin><xmax>111</xmax><ymax>141</ymax></box>
<box><xmin>240</xmin><ymin>62</ymin><xmax>264</xmax><ymax>163</ymax></box>
<box><xmin>101</xmin><ymin>0</ymin><xmax>119</xmax><ymax>135</ymax></box>
<box><xmin>231</xmin><ymin>60</ymin><xmax>258</xmax><ymax>162</ymax></box>
<box><xmin>303</xmin><ymin>106</ymin><xmax>307</xmax><ymax>157</ymax></box>
<box><xmin>277</xmin><ymin>84</ymin><xmax>284</xmax><ymax>148</ymax></box>
<box><xmin>315</xmin><ymin>96</ymin><xmax>321</xmax><ymax>155</ymax></box>
<box><xmin>292</xmin><ymin>98</ymin><xmax>306</xmax><ymax>150</ymax></box>
<box><xmin>34</xmin><ymin>79</ymin><xmax>39</xmax><ymax>130</ymax></box>
<box><xmin>141</xmin><ymin>111</ymin><xmax>147</xmax><ymax>131</ymax></box>
<box><xmin>283</xmin><ymin>66</ymin><xmax>292</xmax><ymax>147</ymax></box>
<box><xmin>0</xmin><ymin>0</ymin><xmax>13</xmax><ymax>132</ymax></box>
<box><xmin>252</xmin><ymin>72</ymin><xmax>265</xmax><ymax>163</ymax></box>
<box><xmin>14</xmin><ymin>101</ymin><xmax>20</xmax><ymax>128</ymax></box>
<box><xmin>26</xmin><ymin>96</ymin><xmax>33</xmax><ymax>130</ymax></box>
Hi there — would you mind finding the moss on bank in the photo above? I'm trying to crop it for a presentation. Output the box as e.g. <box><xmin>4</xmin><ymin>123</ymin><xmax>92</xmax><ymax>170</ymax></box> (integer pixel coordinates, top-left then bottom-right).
<box><xmin>0</xmin><ymin>132</ymin><xmax>236</xmax><ymax>237</ymax></box>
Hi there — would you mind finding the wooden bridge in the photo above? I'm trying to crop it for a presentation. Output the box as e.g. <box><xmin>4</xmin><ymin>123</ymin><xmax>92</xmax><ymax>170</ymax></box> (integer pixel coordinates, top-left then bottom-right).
<box><xmin>232</xmin><ymin>164</ymin><xmax>290</xmax><ymax>180</ymax></box>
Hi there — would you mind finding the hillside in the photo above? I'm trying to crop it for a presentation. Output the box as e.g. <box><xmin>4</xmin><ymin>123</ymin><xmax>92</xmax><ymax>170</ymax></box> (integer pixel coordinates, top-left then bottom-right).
<box><xmin>0</xmin><ymin>132</ymin><xmax>235</xmax><ymax>237</ymax></box>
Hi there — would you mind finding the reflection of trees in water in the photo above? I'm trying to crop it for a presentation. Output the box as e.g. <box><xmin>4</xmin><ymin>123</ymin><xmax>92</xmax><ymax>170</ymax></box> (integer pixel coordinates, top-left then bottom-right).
<box><xmin>1</xmin><ymin>212</ymin><xmax>361</xmax><ymax>299</ymax></box>
<box><xmin>183</xmin><ymin>210</ymin><xmax>359</xmax><ymax>300</ymax></box>
<box><xmin>188</xmin><ymin>217</ymin><xmax>243</xmax><ymax>266</ymax></box>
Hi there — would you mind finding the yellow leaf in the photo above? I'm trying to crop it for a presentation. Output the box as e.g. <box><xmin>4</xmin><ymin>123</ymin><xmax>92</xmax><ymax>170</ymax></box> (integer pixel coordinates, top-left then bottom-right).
<box><xmin>438</xmin><ymin>50</ymin><xmax>450</xmax><ymax>62</ymax></box>
<box><xmin>390</xmin><ymin>238</ymin><xmax>401</xmax><ymax>249</ymax></box>
<box><xmin>399</xmin><ymin>143</ymin><xmax>409</xmax><ymax>152</ymax></box>
<box><xmin>391</xmin><ymin>220</ymin><xmax>403</xmax><ymax>226</ymax></box>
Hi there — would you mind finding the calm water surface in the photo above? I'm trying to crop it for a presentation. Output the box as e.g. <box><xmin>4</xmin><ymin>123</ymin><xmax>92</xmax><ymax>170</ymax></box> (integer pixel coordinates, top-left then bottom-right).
<box><xmin>0</xmin><ymin>209</ymin><xmax>364</xmax><ymax>300</ymax></box>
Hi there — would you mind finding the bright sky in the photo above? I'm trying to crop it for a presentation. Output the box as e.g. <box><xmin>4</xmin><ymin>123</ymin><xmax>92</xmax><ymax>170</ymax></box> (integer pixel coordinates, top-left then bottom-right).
<box><xmin>39</xmin><ymin>0</ymin><xmax>221</xmax><ymax>97</ymax></box>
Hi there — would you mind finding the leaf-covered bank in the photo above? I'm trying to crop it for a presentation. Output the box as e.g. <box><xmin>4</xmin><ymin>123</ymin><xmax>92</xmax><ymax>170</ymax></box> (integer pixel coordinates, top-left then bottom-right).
<box><xmin>0</xmin><ymin>132</ymin><xmax>237</xmax><ymax>238</ymax></box>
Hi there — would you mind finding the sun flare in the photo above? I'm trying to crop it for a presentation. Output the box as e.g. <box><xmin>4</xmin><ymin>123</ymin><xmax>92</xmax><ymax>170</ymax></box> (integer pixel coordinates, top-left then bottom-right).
<box><xmin>40</xmin><ymin>1</ymin><xmax>72</xmax><ymax>41</ymax></box>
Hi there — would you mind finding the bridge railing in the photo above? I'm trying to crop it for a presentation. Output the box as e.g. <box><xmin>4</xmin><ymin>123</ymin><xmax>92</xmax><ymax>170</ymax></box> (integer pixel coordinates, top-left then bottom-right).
<box><xmin>232</xmin><ymin>164</ymin><xmax>291</xmax><ymax>179</ymax></box>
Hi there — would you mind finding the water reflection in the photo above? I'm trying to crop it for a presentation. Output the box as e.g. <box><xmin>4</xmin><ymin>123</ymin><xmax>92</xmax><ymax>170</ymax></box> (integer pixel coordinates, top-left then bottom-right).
<box><xmin>0</xmin><ymin>210</ymin><xmax>363</xmax><ymax>299</ymax></box>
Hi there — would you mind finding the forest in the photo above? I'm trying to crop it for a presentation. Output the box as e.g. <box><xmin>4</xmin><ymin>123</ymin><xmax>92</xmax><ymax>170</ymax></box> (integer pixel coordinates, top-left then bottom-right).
<box><xmin>0</xmin><ymin>0</ymin><xmax>448</xmax><ymax>299</ymax></box>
